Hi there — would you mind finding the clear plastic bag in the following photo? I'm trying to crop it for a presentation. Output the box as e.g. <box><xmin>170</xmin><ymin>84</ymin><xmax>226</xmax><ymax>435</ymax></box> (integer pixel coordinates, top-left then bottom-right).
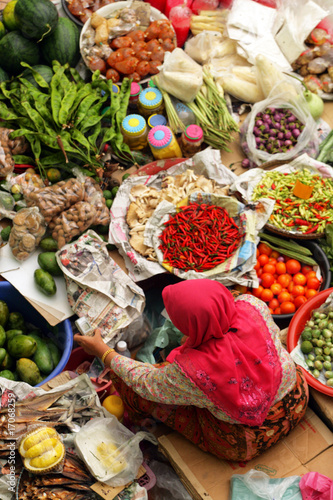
<box><xmin>120</xmin><ymin>313</ymin><xmax>152</xmax><ymax>349</ymax></box>
<box><xmin>48</xmin><ymin>201</ymin><xmax>97</xmax><ymax>249</ymax></box>
<box><xmin>240</xmin><ymin>90</ymin><xmax>319</xmax><ymax>166</ymax></box>
<box><xmin>148</xmin><ymin>459</ymin><xmax>192</xmax><ymax>500</ymax></box>
<box><xmin>230</xmin><ymin>470</ymin><xmax>302</xmax><ymax>500</ymax></box>
<box><xmin>9</xmin><ymin>206</ymin><xmax>46</xmax><ymax>261</ymax></box>
<box><xmin>153</xmin><ymin>48</ymin><xmax>203</xmax><ymax>103</ymax></box>
<box><xmin>185</xmin><ymin>31</ymin><xmax>224</xmax><ymax>65</ymax></box>
<box><xmin>299</xmin><ymin>472</ymin><xmax>333</xmax><ymax>500</ymax></box>
<box><xmin>83</xmin><ymin>177</ymin><xmax>110</xmax><ymax>226</ymax></box>
<box><xmin>74</xmin><ymin>416</ymin><xmax>158</xmax><ymax>487</ymax></box>
<box><xmin>24</xmin><ymin>178</ymin><xmax>84</xmax><ymax>224</ymax></box>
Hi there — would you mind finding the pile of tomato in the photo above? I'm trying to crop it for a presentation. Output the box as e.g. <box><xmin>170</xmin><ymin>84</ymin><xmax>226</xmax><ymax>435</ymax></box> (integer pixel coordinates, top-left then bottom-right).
<box><xmin>247</xmin><ymin>242</ymin><xmax>322</xmax><ymax>315</ymax></box>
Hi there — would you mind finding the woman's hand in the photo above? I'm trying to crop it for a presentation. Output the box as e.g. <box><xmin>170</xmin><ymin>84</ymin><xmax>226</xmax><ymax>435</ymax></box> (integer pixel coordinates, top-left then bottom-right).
<box><xmin>73</xmin><ymin>328</ymin><xmax>108</xmax><ymax>359</ymax></box>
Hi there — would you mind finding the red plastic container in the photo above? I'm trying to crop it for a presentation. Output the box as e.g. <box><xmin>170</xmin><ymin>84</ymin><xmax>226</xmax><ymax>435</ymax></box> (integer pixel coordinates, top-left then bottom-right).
<box><xmin>287</xmin><ymin>287</ymin><xmax>333</xmax><ymax>397</ymax></box>
<box><xmin>145</xmin><ymin>0</ymin><xmax>167</xmax><ymax>14</ymax></box>
<box><xmin>64</xmin><ymin>347</ymin><xmax>112</xmax><ymax>400</ymax></box>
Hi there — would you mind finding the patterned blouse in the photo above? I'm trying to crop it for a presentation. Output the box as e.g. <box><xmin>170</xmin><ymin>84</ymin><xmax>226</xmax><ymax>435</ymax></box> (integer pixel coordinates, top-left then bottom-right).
<box><xmin>110</xmin><ymin>294</ymin><xmax>296</xmax><ymax>424</ymax></box>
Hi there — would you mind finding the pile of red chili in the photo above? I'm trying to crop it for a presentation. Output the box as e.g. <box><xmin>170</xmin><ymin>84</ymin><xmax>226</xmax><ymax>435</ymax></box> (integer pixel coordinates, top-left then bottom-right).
<box><xmin>159</xmin><ymin>203</ymin><xmax>244</xmax><ymax>271</ymax></box>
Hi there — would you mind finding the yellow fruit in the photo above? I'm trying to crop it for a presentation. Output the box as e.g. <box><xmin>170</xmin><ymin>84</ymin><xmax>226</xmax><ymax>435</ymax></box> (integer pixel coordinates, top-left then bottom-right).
<box><xmin>110</xmin><ymin>458</ymin><xmax>126</xmax><ymax>474</ymax></box>
<box><xmin>11</xmin><ymin>183</ymin><xmax>21</xmax><ymax>194</ymax></box>
<box><xmin>102</xmin><ymin>395</ymin><xmax>124</xmax><ymax>421</ymax></box>
<box><xmin>46</xmin><ymin>168</ymin><xmax>62</xmax><ymax>183</ymax></box>
<box><xmin>96</xmin><ymin>442</ymin><xmax>118</xmax><ymax>459</ymax></box>
<box><xmin>25</xmin><ymin>438</ymin><xmax>59</xmax><ymax>458</ymax></box>
<box><xmin>29</xmin><ymin>442</ymin><xmax>64</xmax><ymax>469</ymax></box>
<box><xmin>3</xmin><ymin>0</ymin><xmax>19</xmax><ymax>31</ymax></box>
<box><xmin>21</xmin><ymin>428</ymin><xmax>57</xmax><ymax>452</ymax></box>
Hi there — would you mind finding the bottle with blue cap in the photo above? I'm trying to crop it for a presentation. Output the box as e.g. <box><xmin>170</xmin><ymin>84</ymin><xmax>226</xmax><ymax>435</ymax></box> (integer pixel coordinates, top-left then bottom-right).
<box><xmin>137</xmin><ymin>88</ymin><xmax>165</xmax><ymax>119</ymax></box>
<box><xmin>121</xmin><ymin>114</ymin><xmax>148</xmax><ymax>151</ymax></box>
<box><xmin>148</xmin><ymin>125</ymin><xmax>182</xmax><ymax>160</ymax></box>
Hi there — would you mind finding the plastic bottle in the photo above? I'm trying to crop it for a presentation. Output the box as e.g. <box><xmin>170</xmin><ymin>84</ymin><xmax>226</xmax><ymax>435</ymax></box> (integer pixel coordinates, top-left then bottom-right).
<box><xmin>148</xmin><ymin>125</ymin><xmax>183</xmax><ymax>160</ymax></box>
<box><xmin>165</xmin><ymin>0</ymin><xmax>192</xmax><ymax>18</ymax></box>
<box><xmin>116</xmin><ymin>340</ymin><xmax>131</xmax><ymax>358</ymax></box>
<box><xmin>170</xmin><ymin>96</ymin><xmax>196</xmax><ymax>127</ymax></box>
<box><xmin>169</xmin><ymin>4</ymin><xmax>193</xmax><ymax>48</ymax></box>
<box><xmin>137</xmin><ymin>88</ymin><xmax>165</xmax><ymax>119</ymax></box>
<box><xmin>121</xmin><ymin>114</ymin><xmax>148</xmax><ymax>151</ymax></box>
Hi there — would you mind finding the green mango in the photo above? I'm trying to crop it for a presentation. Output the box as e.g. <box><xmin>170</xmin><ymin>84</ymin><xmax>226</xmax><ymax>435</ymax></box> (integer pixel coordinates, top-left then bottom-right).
<box><xmin>0</xmin><ymin>369</ymin><xmax>15</xmax><ymax>381</ymax></box>
<box><xmin>34</xmin><ymin>269</ymin><xmax>57</xmax><ymax>296</ymax></box>
<box><xmin>38</xmin><ymin>252</ymin><xmax>62</xmax><ymax>277</ymax></box>
<box><xmin>16</xmin><ymin>358</ymin><xmax>41</xmax><ymax>386</ymax></box>
<box><xmin>7</xmin><ymin>335</ymin><xmax>37</xmax><ymax>359</ymax></box>
<box><xmin>1</xmin><ymin>352</ymin><xmax>13</xmax><ymax>370</ymax></box>
<box><xmin>5</xmin><ymin>329</ymin><xmax>23</xmax><ymax>343</ymax></box>
<box><xmin>45</xmin><ymin>340</ymin><xmax>61</xmax><ymax>367</ymax></box>
<box><xmin>29</xmin><ymin>334</ymin><xmax>54</xmax><ymax>375</ymax></box>
<box><xmin>0</xmin><ymin>325</ymin><xmax>6</xmax><ymax>347</ymax></box>
<box><xmin>7</xmin><ymin>312</ymin><xmax>26</xmax><ymax>332</ymax></box>
<box><xmin>0</xmin><ymin>300</ymin><xmax>9</xmax><ymax>328</ymax></box>
<box><xmin>0</xmin><ymin>347</ymin><xmax>6</xmax><ymax>365</ymax></box>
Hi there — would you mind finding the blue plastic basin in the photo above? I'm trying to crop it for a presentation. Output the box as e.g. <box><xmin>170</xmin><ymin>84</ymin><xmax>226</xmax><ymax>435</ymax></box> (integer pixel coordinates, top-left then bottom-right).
<box><xmin>0</xmin><ymin>281</ymin><xmax>73</xmax><ymax>386</ymax></box>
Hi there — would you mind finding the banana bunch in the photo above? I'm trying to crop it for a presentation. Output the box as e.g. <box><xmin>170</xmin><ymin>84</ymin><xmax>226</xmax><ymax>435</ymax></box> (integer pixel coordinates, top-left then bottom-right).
<box><xmin>19</xmin><ymin>427</ymin><xmax>65</xmax><ymax>474</ymax></box>
<box><xmin>190</xmin><ymin>10</ymin><xmax>228</xmax><ymax>36</ymax></box>
<box><xmin>96</xmin><ymin>441</ymin><xmax>127</xmax><ymax>474</ymax></box>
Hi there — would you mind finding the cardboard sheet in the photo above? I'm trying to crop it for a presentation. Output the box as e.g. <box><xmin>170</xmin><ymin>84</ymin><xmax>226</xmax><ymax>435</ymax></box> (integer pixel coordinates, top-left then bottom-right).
<box><xmin>0</xmin><ymin>243</ymin><xmax>73</xmax><ymax>325</ymax></box>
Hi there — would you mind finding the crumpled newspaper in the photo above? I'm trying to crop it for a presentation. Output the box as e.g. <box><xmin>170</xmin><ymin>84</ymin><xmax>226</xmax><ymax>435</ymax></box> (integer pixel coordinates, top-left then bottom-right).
<box><xmin>109</xmin><ymin>148</ymin><xmax>238</xmax><ymax>283</ymax></box>
<box><xmin>56</xmin><ymin>230</ymin><xmax>145</xmax><ymax>345</ymax></box>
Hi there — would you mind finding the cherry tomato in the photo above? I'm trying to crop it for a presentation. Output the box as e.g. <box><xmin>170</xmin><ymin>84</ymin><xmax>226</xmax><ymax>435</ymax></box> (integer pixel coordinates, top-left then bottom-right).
<box><xmin>286</xmin><ymin>259</ymin><xmax>301</xmax><ymax>275</ymax></box>
<box><xmin>252</xmin><ymin>285</ymin><xmax>264</xmax><ymax>298</ymax></box>
<box><xmin>280</xmin><ymin>301</ymin><xmax>296</xmax><ymax>314</ymax></box>
<box><xmin>274</xmin><ymin>307</ymin><xmax>281</xmax><ymax>315</ymax></box>
<box><xmin>294</xmin><ymin>295</ymin><xmax>308</xmax><ymax>309</ymax></box>
<box><xmin>271</xmin><ymin>283</ymin><xmax>282</xmax><ymax>296</ymax></box>
<box><xmin>292</xmin><ymin>285</ymin><xmax>305</xmax><ymax>296</ymax></box>
<box><xmin>263</xmin><ymin>263</ymin><xmax>276</xmax><ymax>275</ymax></box>
<box><xmin>301</xmin><ymin>265</ymin><xmax>313</xmax><ymax>275</ymax></box>
<box><xmin>307</xmin><ymin>277</ymin><xmax>321</xmax><ymax>290</ymax></box>
<box><xmin>257</xmin><ymin>268</ymin><xmax>263</xmax><ymax>277</ymax></box>
<box><xmin>268</xmin><ymin>258</ymin><xmax>277</xmax><ymax>265</ymax></box>
<box><xmin>305</xmin><ymin>289</ymin><xmax>319</xmax><ymax>299</ymax></box>
<box><xmin>106</xmin><ymin>68</ymin><xmax>120</xmax><ymax>82</ymax></box>
<box><xmin>88</xmin><ymin>56</ymin><xmax>106</xmax><ymax>73</ymax></box>
<box><xmin>110</xmin><ymin>36</ymin><xmax>134</xmax><ymax>49</ymax></box>
<box><xmin>114</xmin><ymin>57</ymin><xmax>139</xmax><ymax>75</ymax></box>
<box><xmin>258</xmin><ymin>254</ymin><xmax>269</xmax><ymax>266</ymax></box>
<box><xmin>128</xmin><ymin>72</ymin><xmax>141</xmax><ymax>82</ymax></box>
<box><xmin>288</xmin><ymin>281</ymin><xmax>294</xmax><ymax>294</ymax></box>
<box><xmin>261</xmin><ymin>273</ymin><xmax>275</xmax><ymax>288</ymax></box>
<box><xmin>277</xmin><ymin>274</ymin><xmax>291</xmax><ymax>288</ymax></box>
<box><xmin>269</xmin><ymin>298</ymin><xmax>280</xmax><ymax>310</ymax></box>
<box><xmin>270</xmin><ymin>251</ymin><xmax>280</xmax><ymax>259</ymax></box>
<box><xmin>305</xmin><ymin>271</ymin><xmax>317</xmax><ymax>280</ymax></box>
<box><xmin>254</xmin><ymin>260</ymin><xmax>261</xmax><ymax>271</ymax></box>
<box><xmin>278</xmin><ymin>291</ymin><xmax>292</xmax><ymax>303</ymax></box>
<box><xmin>136</xmin><ymin>60</ymin><xmax>150</xmax><ymax>77</ymax></box>
<box><xmin>258</xmin><ymin>243</ymin><xmax>272</xmax><ymax>256</ymax></box>
<box><xmin>268</xmin><ymin>308</ymin><xmax>274</xmax><ymax>314</ymax></box>
<box><xmin>256</xmin><ymin>249</ymin><xmax>260</xmax><ymax>258</ymax></box>
<box><xmin>261</xmin><ymin>289</ymin><xmax>274</xmax><ymax>302</ymax></box>
<box><xmin>127</xmin><ymin>30</ymin><xmax>145</xmax><ymax>42</ymax></box>
<box><xmin>276</xmin><ymin>262</ymin><xmax>286</xmax><ymax>275</ymax></box>
<box><xmin>293</xmin><ymin>273</ymin><xmax>307</xmax><ymax>286</ymax></box>
<box><xmin>148</xmin><ymin>60</ymin><xmax>161</xmax><ymax>74</ymax></box>
<box><xmin>106</xmin><ymin>50</ymin><xmax>124</xmax><ymax>67</ymax></box>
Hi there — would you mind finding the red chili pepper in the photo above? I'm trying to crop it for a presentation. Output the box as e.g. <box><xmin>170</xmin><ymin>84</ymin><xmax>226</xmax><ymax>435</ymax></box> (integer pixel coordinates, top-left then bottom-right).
<box><xmin>295</xmin><ymin>218</ymin><xmax>311</xmax><ymax>226</ymax></box>
<box><xmin>304</xmin><ymin>224</ymin><xmax>319</xmax><ymax>234</ymax></box>
<box><xmin>271</xmin><ymin>183</ymin><xmax>276</xmax><ymax>190</ymax></box>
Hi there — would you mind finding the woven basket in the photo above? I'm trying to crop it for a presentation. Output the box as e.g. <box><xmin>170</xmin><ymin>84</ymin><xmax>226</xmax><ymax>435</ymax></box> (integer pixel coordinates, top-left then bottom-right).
<box><xmin>257</xmin><ymin>156</ymin><xmax>325</xmax><ymax>240</ymax></box>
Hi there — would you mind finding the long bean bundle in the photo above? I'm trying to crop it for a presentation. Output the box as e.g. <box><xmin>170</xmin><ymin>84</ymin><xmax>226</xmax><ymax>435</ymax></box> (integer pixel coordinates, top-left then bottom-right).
<box><xmin>252</xmin><ymin>169</ymin><xmax>333</xmax><ymax>234</ymax></box>
<box><xmin>159</xmin><ymin>202</ymin><xmax>244</xmax><ymax>272</ymax></box>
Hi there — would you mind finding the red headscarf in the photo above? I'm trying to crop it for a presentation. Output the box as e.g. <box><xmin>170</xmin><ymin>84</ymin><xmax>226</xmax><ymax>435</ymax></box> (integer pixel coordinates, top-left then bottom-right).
<box><xmin>164</xmin><ymin>280</ymin><xmax>282</xmax><ymax>426</ymax></box>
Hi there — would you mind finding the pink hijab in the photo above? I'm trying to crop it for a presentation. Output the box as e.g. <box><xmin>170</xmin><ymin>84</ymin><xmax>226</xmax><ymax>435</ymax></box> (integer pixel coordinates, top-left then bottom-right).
<box><xmin>164</xmin><ymin>280</ymin><xmax>282</xmax><ymax>426</ymax></box>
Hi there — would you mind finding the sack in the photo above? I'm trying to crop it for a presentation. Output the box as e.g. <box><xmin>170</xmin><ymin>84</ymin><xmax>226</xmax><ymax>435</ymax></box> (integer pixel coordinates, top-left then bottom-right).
<box><xmin>240</xmin><ymin>89</ymin><xmax>319</xmax><ymax>166</ymax></box>
<box><xmin>299</xmin><ymin>471</ymin><xmax>333</xmax><ymax>500</ymax></box>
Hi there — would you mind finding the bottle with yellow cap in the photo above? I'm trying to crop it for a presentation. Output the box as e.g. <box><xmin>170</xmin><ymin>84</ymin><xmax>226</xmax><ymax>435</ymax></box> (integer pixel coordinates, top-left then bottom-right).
<box><xmin>121</xmin><ymin>114</ymin><xmax>148</xmax><ymax>151</ymax></box>
<box><xmin>102</xmin><ymin>394</ymin><xmax>125</xmax><ymax>422</ymax></box>
<box><xmin>148</xmin><ymin>125</ymin><xmax>182</xmax><ymax>160</ymax></box>
<box><xmin>137</xmin><ymin>88</ymin><xmax>165</xmax><ymax>119</ymax></box>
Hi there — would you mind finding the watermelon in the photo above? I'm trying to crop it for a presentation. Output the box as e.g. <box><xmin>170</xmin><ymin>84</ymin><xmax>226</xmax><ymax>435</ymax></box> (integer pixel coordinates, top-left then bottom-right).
<box><xmin>14</xmin><ymin>0</ymin><xmax>58</xmax><ymax>41</ymax></box>
<box><xmin>0</xmin><ymin>32</ymin><xmax>40</xmax><ymax>75</ymax></box>
<box><xmin>0</xmin><ymin>67</ymin><xmax>9</xmax><ymax>83</ymax></box>
<box><xmin>21</xmin><ymin>64</ymin><xmax>53</xmax><ymax>89</ymax></box>
<box><xmin>40</xmin><ymin>17</ymin><xmax>80</xmax><ymax>67</ymax></box>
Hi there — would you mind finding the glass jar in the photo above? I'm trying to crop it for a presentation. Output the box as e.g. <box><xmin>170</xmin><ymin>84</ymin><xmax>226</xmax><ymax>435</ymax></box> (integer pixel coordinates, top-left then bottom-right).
<box><xmin>180</xmin><ymin>124</ymin><xmax>204</xmax><ymax>157</ymax></box>
<box><xmin>148</xmin><ymin>114</ymin><xmax>167</xmax><ymax>128</ymax></box>
<box><xmin>148</xmin><ymin>125</ymin><xmax>182</xmax><ymax>160</ymax></box>
<box><xmin>137</xmin><ymin>88</ymin><xmax>164</xmax><ymax>119</ymax></box>
<box><xmin>121</xmin><ymin>114</ymin><xmax>148</xmax><ymax>151</ymax></box>
<box><xmin>128</xmin><ymin>82</ymin><xmax>142</xmax><ymax>111</ymax></box>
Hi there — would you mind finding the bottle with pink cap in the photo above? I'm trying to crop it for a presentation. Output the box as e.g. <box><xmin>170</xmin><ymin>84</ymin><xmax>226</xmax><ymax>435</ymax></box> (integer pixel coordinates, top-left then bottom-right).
<box><xmin>148</xmin><ymin>125</ymin><xmax>183</xmax><ymax>160</ymax></box>
<box><xmin>180</xmin><ymin>124</ymin><xmax>204</xmax><ymax>157</ymax></box>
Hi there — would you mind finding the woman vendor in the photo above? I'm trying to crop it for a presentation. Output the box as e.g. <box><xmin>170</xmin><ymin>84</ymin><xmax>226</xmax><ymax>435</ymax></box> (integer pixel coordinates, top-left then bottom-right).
<box><xmin>74</xmin><ymin>279</ymin><xmax>308</xmax><ymax>461</ymax></box>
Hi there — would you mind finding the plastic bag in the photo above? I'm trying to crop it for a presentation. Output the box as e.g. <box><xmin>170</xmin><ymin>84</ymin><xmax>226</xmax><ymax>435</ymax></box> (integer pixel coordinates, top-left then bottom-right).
<box><xmin>74</xmin><ymin>416</ymin><xmax>158</xmax><ymax>487</ymax></box>
<box><xmin>83</xmin><ymin>177</ymin><xmax>110</xmax><ymax>226</ymax></box>
<box><xmin>48</xmin><ymin>201</ymin><xmax>97</xmax><ymax>249</ymax></box>
<box><xmin>0</xmin><ymin>128</ymin><xmax>29</xmax><ymax>178</ymax></box>
<box><xmin>120</xmin><ymin>313</ymin><xmax>152</xmax><ymax>349</ymax></box>
<box><xmin>299</xmin><ymin>472</ymin><xmax>333</xmax><ymax>500</ymax></box>
<box><xmin>24</xmin><ymin>178</ymin><xmax>84</xmax><ymax>224</ymax></box>
<box><xmin>9</xmin><ymin>206</ymin><xmax>46</xmax><ymax>261</ymax></box>
<box><xmin>148</xmin><ymin>459</ymin><xmax>192</xmax><ymax>500</ymax></box>
<box><xmin>240</xmin><ymin>89</ymin><xmax>319</xmax><ymax>166</ymax></box>
<box><xmin>230</xmin><ymin>470</ymin><xmax>302</xmax><ymax>500</ymax></box>
<box><xmin>153</xmin><ymin>48</ymin><xmax>203</xmax><ymax>103</ymax></box>
<box><xmin>184</xmin><ymin>31</ymin><xmax>224</xmax><ymax>64</ymax></box>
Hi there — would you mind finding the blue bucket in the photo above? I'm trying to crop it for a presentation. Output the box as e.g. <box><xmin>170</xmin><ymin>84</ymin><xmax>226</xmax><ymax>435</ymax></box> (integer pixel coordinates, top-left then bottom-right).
<box><xmin>0</xmin><ymin>281</ymin><xmax>73</xmax><ymax>386</ymax></box>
